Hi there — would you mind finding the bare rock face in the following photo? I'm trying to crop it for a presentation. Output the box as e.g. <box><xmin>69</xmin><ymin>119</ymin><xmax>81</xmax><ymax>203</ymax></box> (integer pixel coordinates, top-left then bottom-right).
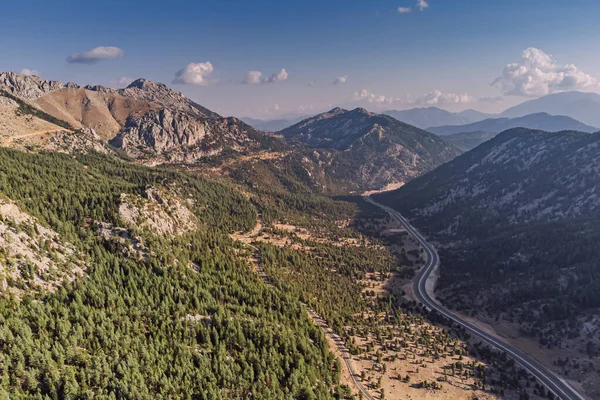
<box><xmin>111</xmin><ymin>108</ymin><xmax>269</xmax><ymax>163</ymax></box>
<box><xmin>112</xmin><ymin>108</ymin><xmax>209</xmax><ymax>154</ymax></box>
<box><xmin>0</xmin><ymin>95</ymin><xmax>18</xmax><ymax>107</ymax></box>
<box><xmin>46</xmin><ymin>129</ymin><xmax>114</xmax><ymax>155</ymax></box>
<box><xmin>0</xmin><ymin>71</ymin><xmax>68</xmax><ymax>99</ymax></box>
<box><xmin>118</xmin><ymin>186</ymin><xmax>199</xmax><ymax>237</ymax></box>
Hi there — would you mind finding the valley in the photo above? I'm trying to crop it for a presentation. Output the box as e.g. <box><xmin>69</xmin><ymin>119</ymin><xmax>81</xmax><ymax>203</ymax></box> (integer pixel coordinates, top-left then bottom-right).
<box><xmin>0</xmin><ymin>69</ymin><xmax>597</xmax><ymax>400</ymax></box>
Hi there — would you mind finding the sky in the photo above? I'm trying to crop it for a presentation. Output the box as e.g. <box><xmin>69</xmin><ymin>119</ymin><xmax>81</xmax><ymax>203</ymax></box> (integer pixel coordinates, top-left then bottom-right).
<box><xmin>1</xmin><ymin>0</ymin><xmax>600</xmax><ymax>119</ymax></box>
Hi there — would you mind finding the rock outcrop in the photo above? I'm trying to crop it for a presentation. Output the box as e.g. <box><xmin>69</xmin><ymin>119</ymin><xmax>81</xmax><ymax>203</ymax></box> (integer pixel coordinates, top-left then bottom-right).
<box><xmin>0</xmin><ymin>71</ymin><xmax>67</xmax><ymax>99</ymax></box>
<box><xmin>117</xmin><ymin>79</ymin><xmax>220</xmax><ymax>119</ymax></box>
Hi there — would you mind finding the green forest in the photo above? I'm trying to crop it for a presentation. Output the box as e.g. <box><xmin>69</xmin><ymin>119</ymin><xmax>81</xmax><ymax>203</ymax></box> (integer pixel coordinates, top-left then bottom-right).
<box><xmin>0</xmin><ymin>148</ymin><xmax>340</xmax><ymax>399</ymax></box>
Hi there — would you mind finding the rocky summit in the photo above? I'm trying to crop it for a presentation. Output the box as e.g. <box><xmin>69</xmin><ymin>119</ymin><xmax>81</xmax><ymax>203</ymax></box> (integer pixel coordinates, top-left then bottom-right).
<box><xmin>0</xmin><ymin>72</ymin><xmax>272</xmax><ymax>164</ymax></box>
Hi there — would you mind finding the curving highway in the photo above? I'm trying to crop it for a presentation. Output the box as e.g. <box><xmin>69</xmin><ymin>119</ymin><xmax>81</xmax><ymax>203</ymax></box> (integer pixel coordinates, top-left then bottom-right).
<box><xmin>363</xmin><ymin>195</ymin><xmax>586</xmax><ymax>400</ymax></box>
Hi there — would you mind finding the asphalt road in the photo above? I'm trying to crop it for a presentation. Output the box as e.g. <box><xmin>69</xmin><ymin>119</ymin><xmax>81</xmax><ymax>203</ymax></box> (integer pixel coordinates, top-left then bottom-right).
<box><xmin>363</xmin><ymin>195</ymin><xmax>586</xmax><ymax>400</ymax></box>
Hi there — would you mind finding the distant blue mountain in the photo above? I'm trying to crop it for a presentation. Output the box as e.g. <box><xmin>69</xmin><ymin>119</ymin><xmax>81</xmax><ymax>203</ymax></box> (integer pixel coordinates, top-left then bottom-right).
<box><xmin>500</xmin><ymin>91</ymin><xmax>600</xmax><ymax>127</ymax></box>
<box><xmin>427</xmin><ymin>112</ymin><xmax>598</xmax><ymax>135</ymax></box>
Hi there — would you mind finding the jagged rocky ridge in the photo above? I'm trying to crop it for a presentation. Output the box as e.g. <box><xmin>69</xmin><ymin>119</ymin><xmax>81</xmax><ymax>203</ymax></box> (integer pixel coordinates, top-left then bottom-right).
<box><xmin>0</xmin><ymin>72</ymin><xmax>274</xmax><ymax>163</ymax></box>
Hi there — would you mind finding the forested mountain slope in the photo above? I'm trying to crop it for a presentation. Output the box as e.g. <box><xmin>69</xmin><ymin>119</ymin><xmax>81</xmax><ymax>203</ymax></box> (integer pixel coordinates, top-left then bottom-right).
<box><xmin>443</xmin><ymin>131</ymin><xmax>498</xmax><ymax>151</ymax></box>
<box><xmin>279</xmin><ymin>107</ymin><xmax>463</xmax><ymax>190</ymax></box>
<box><xmin>0</xmin><ymin>148</ymin><xmax>342</xmax><ymax>399</ymax></box>
<box><xmin>375</xmin><ymin>129</ymin><xmax>600</xmax><ymax>380</ymax></box>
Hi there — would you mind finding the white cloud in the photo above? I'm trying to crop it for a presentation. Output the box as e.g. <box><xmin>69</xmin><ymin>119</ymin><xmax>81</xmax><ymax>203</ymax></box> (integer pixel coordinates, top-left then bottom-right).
<box><xmin>67</xmin><ymin>46</ymin><xmax>124</xmax><ymax>64</ymax></box>
<box><xmin>492</xmin><ymin>47</ymin><xmax>598</xmax><ymax>97</ymax></box>
<box><xmin>308</xmin><ymin>80</ymin><xmax>317</xmax><ymax>86</ymax></box>
<box><xmin>398</xmin><ymin>7</ymin><xmax>412</xmax><ymax>13</ymax></box>
<box><xmin>265</xmin><ymin>68</ymin><xmax>288</xmax><ymax>83</ymax></box>
<box><xmin>243</xmin><ymin>71</ymin><xmax>264</xmax><ymax>84</ymax></box>
<box><xmin>242</xmin><ymin>68</ymin><xmax>288</xmax><ymax>84</ymax></box>
<box><xmin>413</xmin><ymin>90</ymin><xmax>472</xmax><ymax>105</ymax></box>
<box><xmin>173</xmin><ymin>62</ymin><xmax>214</xmax><ymax>85</ymax></box>
<box><xmin>353</xmin><ymin>88</ymin><xmax>472</xmax><ymax>108</ymax></box>
<box><xmin>109</xmin><ymin>76</ymin><xmax>134</xmax><ymax>87</ymax></box>
<box><xmin>416</xmin><ymin>0</ymin><xmax>429</xmax><ymax>11</ymax></box>
<box><xmin>20</xmin><ymin>68</ymin><xmax>40</xmax><ymax>76</ymax></box>
<box><xmin>333</xmin><ymin>76</ymin><xmax>348</xmax><ymax>85</ymax></box>
<box><xmin>353</xmin><ymin>89</ymin><xmax>396</xmax><ymax>104</ymax></box>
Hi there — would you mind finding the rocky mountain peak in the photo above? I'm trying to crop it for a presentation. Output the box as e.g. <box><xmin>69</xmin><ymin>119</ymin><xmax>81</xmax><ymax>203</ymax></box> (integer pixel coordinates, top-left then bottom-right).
<box><xmin>327</xmin><ymin>107</ymin><xmax>346</xmax><ymax>114</ymax></box>
<box><xmin>0</xmin><ymin>71</ymin><xmax>64</xmax><ymax>99</ymax></box>
<box><xmin>350</xmin><ymin>107</ymin><xmax>371</xmax><ymax>116</ymax></box>
<box><xmin>127</xmin><ymin>78</ymin><xmax>168</xmax><ymax>91</ymax></box>
<box><xmin>119</xmin><ymin>78</ymin><xmax>220</xmax><ymax>119</ymax></box>
<box><xmin>84</xmin><ymin>84</ymin><xmax>117</xmax><ymax>94</ymax></box>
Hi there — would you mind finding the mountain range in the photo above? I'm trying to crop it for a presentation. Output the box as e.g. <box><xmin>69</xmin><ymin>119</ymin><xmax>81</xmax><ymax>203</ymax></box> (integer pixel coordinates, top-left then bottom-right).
<box><xmin>0</xmin><ymin>71</ymin><xmax>462</xmax><ymax>193</ymax></box>
<box><xmin>2</xmin><ymin>69</ymin><xmax>600</xmax><ymax>398</ymax></box>
<box><xmin>428</xmin><ymin>112</ymin><xmax>598</xmax><ymax>135</ymax></box>
<box><xmin>500</xmin><ymin>91</ymin><xmax>600</xmax><ymax>127</ymax></box>
<box><xmin>238</xmin><ymin>91</ymin><xmax>600</xmax><ymax>140</ymax></box>
<box><xmin>383</xmin><ymin>107</ymin><xmax>492</xmax><ymax>129</ymax></box>
<box><xmin>382</xmin><ymin>92</ymin><xmax>600</xmax><ymax>134</ymax></box>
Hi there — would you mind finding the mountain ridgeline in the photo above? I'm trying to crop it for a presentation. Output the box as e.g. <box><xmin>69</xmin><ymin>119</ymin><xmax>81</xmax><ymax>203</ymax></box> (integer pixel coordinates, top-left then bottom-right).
<box><xmin>500</xmin><ymin>90</ymin><xmax>600</xmax><ymax>128</ymax></box>
<box><xmin>382</xmin><ymin>107</ymin><xmax>492</xmax><ymax>129</ymax></box>
<box><xmin>0</xmin><ymin>72</ymin><xmax>464</xmax><ymax>194</ymax></box>
<box><xmin>279</xmin><ymin>107</ymin><xmax>463</xmax><ymax>190</ymax></box>
<box><xmin>428</xmin><ymin>112</ymin><xmax>598</xmax><ymax>136</ymax></box>
<box><xmin>375</xmin><ymin>128</ymin><xmax>600</xmax><ymax>358</ymax></box>
<box><xmin>0</xmin><ymin>71</ymin><xmax>280</xmax><ymax>164</ymax></box>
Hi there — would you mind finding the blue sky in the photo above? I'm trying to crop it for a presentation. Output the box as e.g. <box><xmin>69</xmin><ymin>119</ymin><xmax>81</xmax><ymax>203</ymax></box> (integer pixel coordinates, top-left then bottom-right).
<box><xmin>2</xmin><ymin>0</ymin><xmax>600</xmax><ymax>118</ymax></box>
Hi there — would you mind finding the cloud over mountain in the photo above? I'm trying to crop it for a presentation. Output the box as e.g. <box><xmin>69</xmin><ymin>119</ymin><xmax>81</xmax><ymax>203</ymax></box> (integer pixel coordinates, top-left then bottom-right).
<box><xmin>243</xmin><ymin>68</ymin><xmax>288</xmax><ymax>84</ymax></box>
<box><xmin>173</xmin><ymin>62</ymin><xmax>214</xmax><ymax>85</ymax></box>
<box><xmin>353</xmin><ymin>89</ymin><xmax>396</xmax><ymax>104</ymax></box>
<box><xmin>414</xmin><ymin>90</ymin><xmax>471</xmax><ymax>105</ymax></box>
<box><xmin>243</xmin><ymin>71</ymin><xmax>264</xmax><ymax>84</ymax></box>
<box><xmin>265</xmin><ymin>68</ymin><xmax>288</xmax><ymax>83</ymax></box>
<box><xmin>353</xmin><ymin>88</ymin><xmax>471</xmax><ymax>107</ymax></box>
<box><xmin>493</xmin><ymin>47</ymin><xmax>598</xmax><ymax>97</ymax></box>
<box><xmin>66</xmin><ymin>46</ymin><xmax>124</xmax><ymax>64</ymax></box>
